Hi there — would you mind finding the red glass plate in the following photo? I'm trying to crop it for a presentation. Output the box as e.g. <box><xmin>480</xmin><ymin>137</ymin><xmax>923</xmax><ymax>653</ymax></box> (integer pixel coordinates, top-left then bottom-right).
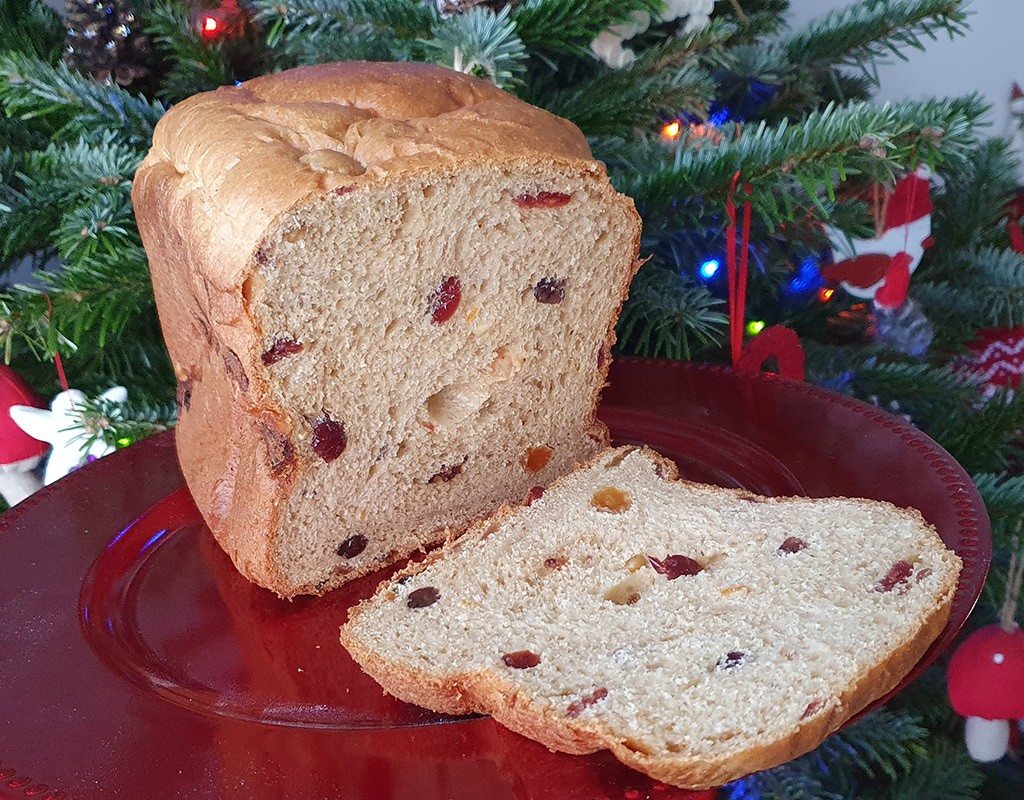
<box><xmin>0</xmin><ymin>360</ymin><xmax>989</xmax><ymax>800</ymax></box>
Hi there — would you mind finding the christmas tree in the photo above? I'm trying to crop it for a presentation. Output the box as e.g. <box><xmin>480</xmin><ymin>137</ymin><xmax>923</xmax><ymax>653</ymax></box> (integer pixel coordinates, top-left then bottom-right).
<box><xmin>2</xmin><ymin>0</ymin><xmax>1023</xmax><ymax>796</ymax></box>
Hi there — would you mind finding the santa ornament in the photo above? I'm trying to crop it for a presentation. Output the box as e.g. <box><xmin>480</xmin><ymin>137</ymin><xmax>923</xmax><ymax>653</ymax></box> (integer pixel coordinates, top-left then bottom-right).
<box><xmin>822</xmin><ymin>166</ymin><xmax>934</xmax><ymax>300</ymax></box>
<box><xmin>948</xmin><ymin>549</ymin><xmax>1024</xmax><ymax>761</ymax></box>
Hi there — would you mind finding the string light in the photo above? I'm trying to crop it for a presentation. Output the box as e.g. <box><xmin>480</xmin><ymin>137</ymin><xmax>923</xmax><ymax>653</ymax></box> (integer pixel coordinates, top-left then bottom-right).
<box><xmin>818</xmin><ymin>287</ymin><xmax>835</xmax><ymax>302</ymax></box>
<box><xmin>662</xmin><ymin>120</ymin><xmax>681</xmax><ymax>140</ymax></box>
<box><xmin>202</xmin><ymin>16</ymin><xmax>219</xmax><ymax>34</ymax></box>
<box><xmin>746</xmin><ymin>320</ymin><xmax>766</xmax><ymax>336</ymax></box>
<box><xmin>698</xmin><ymin>258</ymin><xmax>720</xmax><ymax>280</ymax></box>
<box><xmin>116</xmin><ymin>436</ymin><xmax>133</xmax><ymax>448</ymax></box>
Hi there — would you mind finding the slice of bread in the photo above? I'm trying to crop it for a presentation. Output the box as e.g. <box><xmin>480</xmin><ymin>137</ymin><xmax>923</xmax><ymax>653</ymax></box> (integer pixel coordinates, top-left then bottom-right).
<box><xmin>340</xmin><ymin>446</ymin><xmax>962</xmax><ymax>789</ymax></box>
<box><xmin>133</xmin><ymin>63</ymin><xmax>641</xmax><ymax>597</ymax></box>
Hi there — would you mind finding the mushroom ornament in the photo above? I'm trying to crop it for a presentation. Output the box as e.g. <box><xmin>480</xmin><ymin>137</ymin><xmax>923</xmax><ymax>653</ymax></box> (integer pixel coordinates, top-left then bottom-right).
<box><xmin>0</xmin><ymin>366</ymin><xmax>48</xmax><ymax>506</ymax></box>
<box><xmin>948</xmin><ymin>551</ymin><xmax>1024</xmax><ymax>761</ymax></box>
<box><xmin>9</xmin><ymin>385</ymin><xmax>128</xmax><ymax>486</ymax></box>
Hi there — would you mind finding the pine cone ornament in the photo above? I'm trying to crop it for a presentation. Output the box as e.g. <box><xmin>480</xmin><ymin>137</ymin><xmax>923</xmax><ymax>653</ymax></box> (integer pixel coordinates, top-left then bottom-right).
<box><xmin>64</xmin><ymin>0</ymin><xmax>151</xmax><ymax>86</ymax></box>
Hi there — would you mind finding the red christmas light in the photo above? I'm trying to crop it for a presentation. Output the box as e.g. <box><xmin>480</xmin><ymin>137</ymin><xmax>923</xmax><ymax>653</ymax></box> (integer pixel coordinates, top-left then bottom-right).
<box><xmin>202</xmin><ymin>16</ymin><xmax>219</xmax><ymax>35</ymax></box>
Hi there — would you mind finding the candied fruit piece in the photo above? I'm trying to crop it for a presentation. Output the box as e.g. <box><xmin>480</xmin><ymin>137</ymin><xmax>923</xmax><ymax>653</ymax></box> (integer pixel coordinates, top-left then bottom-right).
<box><xmin>262</xmin><ymin>338</ymin><xmax>304</xmax><ymax>365</ymax></box>
<box><xmin>534</xmin><ymin>278</ymin><xmax>567</xmax><ymax>305</ymax></box>
<box><xmin>337</xmin><ymin>534</ymin><xmax>367</xmax><ymax>559</ymax></box>
<box><xmin>649</xmin><ymin>554</ymin><xmax>703</xmax><ymax>579</ymax></box>
<box><xmin>875</xmin><ymin>560</ymin><xmax>914</xmax><ymax>593</ymax></box>
<box><xmin>566</xmin><ymin>687</ymin><xmax>608</xmax><ymax>718</ymax></box>
<box><xmin>544</xmin><ymin>556</ymin><xmax>567</xmax><ymax>570</ymax></box>
<box><xmin>526</xmin><ymin>485</ymin><xmax>545</xmax><ymax>505</ymax></box>
<box><xmin>522</xmin><ymin>446</ymin><xmax>553</xmax><ymax>474</ymax></box>
<box><xmin>916</xmin><ymin>567</ymin><xmax>933</xmax><ymax>582</ymax></box>
<box><xmin>604</xmin><ymin>573</ymin><xmax>649</xmax><ymax>606</ymax></box>
<box><xmin>332</xmin><ymin>185</ymin><xmax>356</xmax><ymax>196</ymax></box>
<box><xmin>311</xmin><ymin>414</ymin><xmax>347</xmax><ymax>462</ymax></box>
<box><xmin>407</xmin><ymin>587</ymin><xmax>440</xmax><ymax>608</ymax></box>
<box><xmin>428</xmin><ymin>276</ymin><xmax>461</xmax><ymax>324</ymax></box>
<box><xmin>716</xmin><ymin>651</ymin><xmax>748</xmax><ymax>671</ymax></box>
<box><xmin>624</xmin><ymin>554</ymin><xmax>648</xmax><ymax>573</ymax></box>
<box><xmin>514</xmin><ymin>191</ymin><xmax>571</xmax><ymax>209</ymax></box>
<box><xmin>502</xmin><ymin>650</ymin><xmax>541</xmax><ymax>669</ymax></box>
<box><xmin>778</xmin><ymin>537</ymin><xmax>807</xmax><ymax>554</ymax></box>
<box><xmin>801</xmin><ymin>699</ymin><xmax>825</xmax><ymax>719</ymax></box>
<box><xmin>591</xmin><ymin>487</ymin><xmax>632</xmax><ymax>514</ymax></box>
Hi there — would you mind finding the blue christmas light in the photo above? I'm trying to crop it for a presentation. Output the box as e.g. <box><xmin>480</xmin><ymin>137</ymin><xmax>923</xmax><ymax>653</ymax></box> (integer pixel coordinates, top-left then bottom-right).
<box><xmin>784</xmin><ymin>257</ymin><xmax>823</xmax><ymax>296</ymax></box>
<box><xmin>699</xmin><ymin>258</ymin><xmax>721</xmax><ymax>280</ymax></box>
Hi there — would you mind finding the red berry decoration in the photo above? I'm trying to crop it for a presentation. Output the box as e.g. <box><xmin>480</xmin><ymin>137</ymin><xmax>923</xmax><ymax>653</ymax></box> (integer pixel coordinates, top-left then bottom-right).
<box><xmin>407</xmin><ymin>587</ymin><xmax>440</xmax><ymax>608</ymax></box>
<box><xmin>502</xmin><ymin>650</ymin><xmax>541</xmax><ymax>669</ymax></box>
<box><xmin>875</xmin><ymin>560</ymin><xmax>913</xmax><ymax>593</ymax></box>
<box><xmin>311</xmin><ymin>414</ymin><xmax>347</xmax><ymax>462</ymax></box>
<box><xmin>262</xmin><ymin>338</ymin><xmax>304</xmax><ymax>365</ymax></box>
<box><xmin>428</xmin><ymin>276</ymin><xmax>462</xmax><ymax>324</ymax></box>
<box><xmin>649</xmin><ymin>554</ymin><xmax>703</xmax><ymax>579</ymax></box>
<box><xmin>534</xmin><ymin>278</ymin><xmax>567</xmax><ymax>305</ymax></box>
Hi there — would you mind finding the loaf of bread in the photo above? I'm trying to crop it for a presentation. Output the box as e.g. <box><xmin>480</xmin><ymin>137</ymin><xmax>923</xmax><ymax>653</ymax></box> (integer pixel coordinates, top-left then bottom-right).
<box><xmin>133</xmin><ymin>62</ymin><xmax>642</xmax><ymax>597</ymax></box>
<box><xmin>340</xmin><ymin>446</ymin><xmax>962</xmax><ymax>790</ymax></box>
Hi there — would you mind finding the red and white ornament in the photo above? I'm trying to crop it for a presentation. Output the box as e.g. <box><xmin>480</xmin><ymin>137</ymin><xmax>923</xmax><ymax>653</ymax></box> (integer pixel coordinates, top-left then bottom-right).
<box><xmin>961</xmin><ymin>327</ymin><xmax>1024</xmax><ymax>395</ymax></box>
<box><xmin>822</xmin><ymin>167</ymin><xmax>934</xmax><ymax>300</ymax></box>
<box><xmin>948</xmin><ymin>624</ymin><xmax>1024</xmax><ymax>761</ymax></box>
<box><xmin>0</xmin><ymin>366</ymin><xmax>47</xmax><ymax>506</ymax></box>
<box><xmin>948</xmin><ymin>551</ymin><xmax>1024</xmax><ymax>761</ymax></box>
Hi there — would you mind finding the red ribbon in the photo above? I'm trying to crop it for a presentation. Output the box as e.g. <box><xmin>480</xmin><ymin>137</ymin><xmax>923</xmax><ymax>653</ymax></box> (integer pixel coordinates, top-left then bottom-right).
<box><xmin>43</xmin><ymin>294</ymin><xmax>69</xmax><ymax>393</ymax></box>
<box><xmin>726</xmin><ymin>172</ymin><xmax>753</xmax><ymax>367</ymax></box>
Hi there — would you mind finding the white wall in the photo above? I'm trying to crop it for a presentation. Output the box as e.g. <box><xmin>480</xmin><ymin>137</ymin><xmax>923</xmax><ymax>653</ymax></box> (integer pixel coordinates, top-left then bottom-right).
<box><xmin>785</xmin><ymin>0</ymin><xmax>1024</xmax><ymax>137</ymax></box>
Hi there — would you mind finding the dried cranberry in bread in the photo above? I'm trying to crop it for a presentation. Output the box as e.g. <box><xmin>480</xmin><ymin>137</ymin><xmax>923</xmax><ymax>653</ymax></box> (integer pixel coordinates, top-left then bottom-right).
<box><xmin>133</xmin><ymin>63</ymin><xmax>641</xmax><ymax>598</ymax></box>
<box><xmin>340</xmin><ymin>447</ymin><xmax>962</xmax><ymax>790</ymax></box>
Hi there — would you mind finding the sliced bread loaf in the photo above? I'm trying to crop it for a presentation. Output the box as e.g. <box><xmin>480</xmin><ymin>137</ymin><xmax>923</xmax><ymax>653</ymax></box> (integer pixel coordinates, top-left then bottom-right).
<box><xmin>133</xmin><ymin>63</ymin><xmax>641</xmax><ymax>597</ymax></box>
<box><xmin>340</xmin><ymin>446</ymin><xmax>962</xmax><ymax>789</ymax></box>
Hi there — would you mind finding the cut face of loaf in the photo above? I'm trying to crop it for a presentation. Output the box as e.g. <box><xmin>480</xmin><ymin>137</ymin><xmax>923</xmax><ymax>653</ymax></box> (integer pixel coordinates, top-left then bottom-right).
<box><xmin>340</xmin><ymin>447</ymin><xmax>962</xmax><ymax>790</ymax></box>
<box><xmin>134</xmin><ymin>63</ymin><xmax>641</xmax><ymax>598</ymax></box>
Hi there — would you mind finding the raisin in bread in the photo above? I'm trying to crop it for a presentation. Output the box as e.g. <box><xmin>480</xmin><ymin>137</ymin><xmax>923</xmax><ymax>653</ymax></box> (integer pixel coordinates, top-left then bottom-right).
<box><xmin>133</xmin><ymin>62</ymin><xmax>642</xmax><ymax>598</ymax></box>
<box><xmin>340</xmin><ymin>447</ymin><xmax>962</xmax><ymax>790</ymax></box>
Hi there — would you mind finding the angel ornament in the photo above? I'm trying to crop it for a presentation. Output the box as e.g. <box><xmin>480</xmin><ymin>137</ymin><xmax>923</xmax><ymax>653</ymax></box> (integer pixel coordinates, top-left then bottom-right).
<box><xmin>10</xmin><ymin>386</ymin><xmax>128</xmax><ymax>486</ymax></box>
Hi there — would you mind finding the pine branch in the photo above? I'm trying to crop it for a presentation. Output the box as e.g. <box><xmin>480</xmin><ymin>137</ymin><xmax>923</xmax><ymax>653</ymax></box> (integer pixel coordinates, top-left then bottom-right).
<box><xmin>70</xmin><ymin>392</ymin><xmax>175</xmax><ymax>452</ymax></box>
<box><xmin>0</xmin><ymin>52</ymin><xmax>165</xmax><ymax>147</ymax></box>
<box><xmin>783</xmin><ymin>0</ymin><xmax>969</xmax><ymax>82</ymax></box>
<box><xmin>540</xmin><ymin>60</ymin><xmax>714</xmax><ymax>137</ymax></box>
<box><xmin>916</xmin><ymin>247</ymin><xmax>1024</xmax><ymax>328</ymax></box>
<box><xmin>939</xmin><ymin>391</ymin><xmax>1024</xmax><ymax>474</ymax></box>
<box><xmin>421</xmin><ymin>5</ymin><xmax>527</xmax><ymax>87</ymax></box>
<box><xmin>253</xmin><ymin>0</ymin><xmax>435</xmax><ymax>62</ymax></box>
<box><xmin>142</xmin><ymin>1</ymin><xmax>236</xmax><ymax>103</ymax></box>
<box><xmin>920</xmin><ymin>138</ymin><xmax>1021</xmax><ymax>282</ymax></box>
<box><xmin>510</xmin><ymin>0</ymin><xmax>663</xmax><ymax>57</ymax></box>
<box><xmin>889</xmin><ymin>738</ymin><xmax>984</xmax><ymax>800</ymax></box>
<box><xmin>973</xmin><ymin>473</ymin><xmax>1024</xmax><ymax>519</ymax></box>
<box><xmin>620</xmin><ymin>96</ymin><xmax>984</xmax><ymax>232</ymax></box>
<box><xmin>615</xmin><ymin>265</ymin><xmax>727</xmax><ymax>359</ymax></box>
<box><xmin>0</xmin><ymin>0</ymin><xmax>63</xmax><ymax>63</ymax></box>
